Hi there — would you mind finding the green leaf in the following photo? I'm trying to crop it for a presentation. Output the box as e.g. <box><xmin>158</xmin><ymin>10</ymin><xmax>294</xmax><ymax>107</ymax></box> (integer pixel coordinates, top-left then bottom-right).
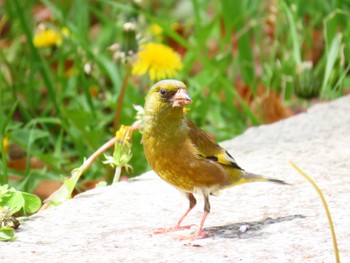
<box><xmin>0</xmin><ymin>191</ymin><xmax>24</xmax><ymax>215</ymax></box>
<box><xmin>0</xmin><ymin>185</ymin><xmax>10</xmax><ymax>197</ymax></box>
<box><xmin>0</xmin><ymin>186</ymin><xmax>41</xmax><ymax>216</ymax></box>
<box><xmin>0</xmin><ymin>227</ymin><xmax>16</xmax><ymax>241</ymax></box>
<box><xmin>20</xmin><ymin>192</ymin><xmax>42</xmax><ymax>215</ymax></box>
<box><xmin>10</xmin><ymin>128</ymin><xmax>50</xmax><ymax>148</ymax></box>
<box><xmin>44</xmin><ymin>163</ymin><xmax>84</xmax><ymax>207</ymax></box>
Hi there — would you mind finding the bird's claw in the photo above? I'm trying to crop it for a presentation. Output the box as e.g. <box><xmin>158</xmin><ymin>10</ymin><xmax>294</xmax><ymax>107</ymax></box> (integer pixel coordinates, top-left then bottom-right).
<box><xmin>175</xmin><ymin>230</ymin><xmax>209</xmax><ymax>241</ymax></box>
<box><xmin>153</xmin><ymin>224</ymin><xmax>197</xmax><ymax>235</ymax></box>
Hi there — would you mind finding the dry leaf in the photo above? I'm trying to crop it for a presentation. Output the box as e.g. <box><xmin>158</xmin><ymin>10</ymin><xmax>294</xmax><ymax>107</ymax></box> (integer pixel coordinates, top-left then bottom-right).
<box><xmin>252</xmin><ymin>91</ymin><xmax>294</xmax><ymax>124</ymax></box>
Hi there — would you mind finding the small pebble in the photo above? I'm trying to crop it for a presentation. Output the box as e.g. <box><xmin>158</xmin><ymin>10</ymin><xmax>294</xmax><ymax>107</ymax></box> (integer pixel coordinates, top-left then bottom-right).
<box><xmin>239</xmin><ymin>224</ymin><xmax>250</xmax><ymax>233</ymax></box>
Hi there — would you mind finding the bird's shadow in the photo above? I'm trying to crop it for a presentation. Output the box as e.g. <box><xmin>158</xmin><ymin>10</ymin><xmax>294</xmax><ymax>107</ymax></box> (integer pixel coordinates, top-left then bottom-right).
<box><xmin>205</xmin><ymin>214</ymin><xmax>305</xmax><ymax>239</ymax></box>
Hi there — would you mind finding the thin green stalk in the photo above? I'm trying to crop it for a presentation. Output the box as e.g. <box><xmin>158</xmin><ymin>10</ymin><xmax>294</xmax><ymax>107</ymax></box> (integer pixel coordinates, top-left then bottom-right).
<box><xmin>290</xmin><ymin>161</ymin><xmax>340</xmax><ymax>263</ymax></box>
<box><xmin>0</xmin><ymin>141</ymin><xmax>8</xmax><ymax>185</ymax></box>
<box><xmin>113</xmin><ymin>64</ymin><xmax>132</xmax><ymax>132</ymax></box>
<box><xmin>0</xmin><ymin>101</ymin><xmax>18</xmax><ymax>185</ymax></box>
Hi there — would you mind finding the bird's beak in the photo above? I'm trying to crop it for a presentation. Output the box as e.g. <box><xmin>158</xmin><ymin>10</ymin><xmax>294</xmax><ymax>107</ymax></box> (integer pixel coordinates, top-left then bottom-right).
<box><xmin>172</xmin><ymin>89</ymin><xmax>192</xmax><ymax>107</ymax></box>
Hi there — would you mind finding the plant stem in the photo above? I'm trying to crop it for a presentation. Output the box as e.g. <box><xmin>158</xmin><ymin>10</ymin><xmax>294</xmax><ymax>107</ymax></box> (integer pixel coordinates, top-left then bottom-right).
<box><xmin>81</xmin><ymin>137</ymin><xmax>116</xmax><ymax>174</ymax></box>
<box><xmin>113</xmin><ymin>64</ymin><xmax>132</xmax><ymax>133</ymax></box>
<box><xmin>41</xmin><ymin>136</ymin><xmax>117</xmax><ymax>210</ymax></box>
<box><xmin>290</xmin><ymin>161</ymin><xmax>340</xmax><ymax>263</ymax></box>
<box><xmin>112</xmin><ymin>166</ymin><xmax>122</xmax><ymax>184</ymax></box>
<box><xmin>0</xmin><ymin>141</ymin><xmax>8</xmax><ymax>185</ymax></box>
<box><xmin>0</xmin><ymin>102</ymin><xmax>18</xmax><ymax>185</ymax></box>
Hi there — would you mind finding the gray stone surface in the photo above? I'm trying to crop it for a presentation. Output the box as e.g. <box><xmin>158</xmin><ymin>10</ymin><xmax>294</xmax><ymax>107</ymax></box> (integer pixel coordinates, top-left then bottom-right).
<box><xmin>1</xmin><ymin>95</ymin><xmax>350</xmax><ymax>263</ymax></box>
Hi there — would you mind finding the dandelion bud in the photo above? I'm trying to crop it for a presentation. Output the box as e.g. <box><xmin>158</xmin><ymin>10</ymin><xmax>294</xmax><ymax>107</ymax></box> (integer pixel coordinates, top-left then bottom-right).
<box><xmin>294</xmin><ymin>61</ymin><xmax>320</xmax><ymax>99</ymax></box>
<box><xmin>109</xmin><ymin>22</ymin><xmax>138</xmax><ymax>64</ymax></box>
<box><xmin>120</xmin><ymin>22</ymin><xmax>138</xmax><ymax>63</ymax></box>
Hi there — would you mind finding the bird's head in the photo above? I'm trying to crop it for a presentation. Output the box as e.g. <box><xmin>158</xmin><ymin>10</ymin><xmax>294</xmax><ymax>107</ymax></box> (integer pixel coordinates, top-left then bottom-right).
<box><xmin>145</xmin><ymin>79</ymin><xmax>192</xmax><ymax>115</ymax></box>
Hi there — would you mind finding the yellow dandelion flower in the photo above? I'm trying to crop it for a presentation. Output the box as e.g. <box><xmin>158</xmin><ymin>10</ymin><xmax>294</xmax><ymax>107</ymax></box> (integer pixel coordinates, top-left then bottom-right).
<box><xmin>149</xmin><ymin>23</ymin><xmax>163</xmax><ymax>40</ymax></box>
<box><xmin>2</xmin><ymin>136</ymin><xmax>9</xmax><ymax>154</ymax></box>
<box><xmin>33</xmin><ymin>28</ymin><xmax>62</xmax><ymax>48</ymax></box>
<box><xmin>150</xmin><ymin>24</ymin><xmax>163</xmax><ymax>35</ymax></box>
<box><xmin>103</xmin><ymin>125</ymin><xmax>133</xmax><ymax>183</ymax></box>
<box><xmin>115</xmin><ymin>125</ymin><xmax>133</xmax><ymax>145</ymax></box>
<box><xmin>61</xmin><ymin>27</ymin><xmax>70</xmax><ymax>37</ymax></box>
<box><xmin>132</xmin><ymin>43</ymin><xmax>182</xmax><ymax>81</ymax></box>
<box><xmin>183</xmin><ymin>107</ymin><xmax>190</xmax><ymax>115</ymax></box>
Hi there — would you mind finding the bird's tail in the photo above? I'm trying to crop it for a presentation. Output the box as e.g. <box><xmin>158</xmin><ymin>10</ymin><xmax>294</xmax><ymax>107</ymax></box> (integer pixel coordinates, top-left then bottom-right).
<box><xmin>237</xmin><ymin>171</ymin><xmax>288</xmax><ymax>185</ymax></box>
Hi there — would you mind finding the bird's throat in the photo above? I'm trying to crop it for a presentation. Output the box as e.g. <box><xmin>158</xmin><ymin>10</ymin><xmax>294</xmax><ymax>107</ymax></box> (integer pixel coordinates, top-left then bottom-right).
<box><xmin>144</xmin><ymin>110</ymin><xmax>188</xmax><ymax>148</ymax></box>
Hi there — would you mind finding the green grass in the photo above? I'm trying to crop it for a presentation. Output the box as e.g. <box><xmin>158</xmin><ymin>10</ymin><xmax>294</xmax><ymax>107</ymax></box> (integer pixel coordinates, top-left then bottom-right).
<box><xmin>1</xmin><ymin>0</ymin><xmax>350</xmax><ymax>194</ymax></box>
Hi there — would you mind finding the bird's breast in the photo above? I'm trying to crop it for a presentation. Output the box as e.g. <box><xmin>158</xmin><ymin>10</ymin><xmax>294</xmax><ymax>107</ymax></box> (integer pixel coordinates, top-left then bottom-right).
<box><xmin>143</xmin><ymin>133</ymin><xmax>192</xmax><ymax>190</ymax></box>
<box><xmin>143</xmin><ymin>131</ymin><xmax>230</xmax><ymax>192</ymax></box>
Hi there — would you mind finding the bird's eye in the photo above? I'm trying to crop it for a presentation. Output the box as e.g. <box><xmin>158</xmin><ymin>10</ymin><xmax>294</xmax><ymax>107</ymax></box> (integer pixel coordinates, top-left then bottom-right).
<box><xmin>159</xmin><ymin>89</ymin><xmax>167</xmax><ymax>97</ymax></box>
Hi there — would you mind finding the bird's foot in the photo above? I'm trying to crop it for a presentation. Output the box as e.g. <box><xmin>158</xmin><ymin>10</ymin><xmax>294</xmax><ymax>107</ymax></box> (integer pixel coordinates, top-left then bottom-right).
<box><xmin>153</xmin><ymin>224</ymin><xmax>197</xmax><ymax>235</ymax></box>
<box><xmin>175</xmin><ymin>229</ymin><xmax>209</xmax><ymax>241</ymax></box>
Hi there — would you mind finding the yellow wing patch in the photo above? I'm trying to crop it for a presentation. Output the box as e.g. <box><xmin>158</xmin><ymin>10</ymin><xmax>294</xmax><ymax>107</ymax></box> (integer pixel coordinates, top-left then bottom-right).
<box><xmin>216</xmin><ymin>151</ymin><xmax>235</xmax><ymax>166</ymax></box>
<box><xmin>206</xmin><ymin>150</ymin><xmax>243</xmax><ymax>170</ymax></box>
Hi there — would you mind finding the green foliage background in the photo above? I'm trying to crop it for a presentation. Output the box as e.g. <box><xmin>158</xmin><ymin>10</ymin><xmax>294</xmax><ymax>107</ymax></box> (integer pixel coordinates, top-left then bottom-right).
<box><xmin>1</xmin><ymin>0</ymin><xmax>350</xmax><ymax>194</ymax></box>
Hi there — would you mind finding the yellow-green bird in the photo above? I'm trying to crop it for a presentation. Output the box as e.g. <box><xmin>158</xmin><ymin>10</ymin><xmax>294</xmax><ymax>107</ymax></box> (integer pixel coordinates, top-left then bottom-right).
<box><xmin>143</xmin><ymin>79</ymin><xmax>287</xmax><ymax>240</ymax></box>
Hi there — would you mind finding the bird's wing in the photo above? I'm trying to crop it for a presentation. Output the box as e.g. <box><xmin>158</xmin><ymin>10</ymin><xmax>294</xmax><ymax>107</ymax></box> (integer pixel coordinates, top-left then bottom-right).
<box><xmin>186</xmin><ymin>119</ymin><xmax>243</xmax><ymax>171</ymax></box>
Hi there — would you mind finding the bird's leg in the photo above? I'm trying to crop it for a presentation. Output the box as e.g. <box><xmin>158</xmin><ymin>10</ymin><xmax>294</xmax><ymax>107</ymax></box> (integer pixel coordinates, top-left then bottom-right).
<box><xmin>153</xmin><ymin>193</ymin><xmax>197</xmax><ymax>234</ymax></box>
<box><xmin>176</xmin><ymin>194</ymin><xmax>210</xmax><ymax>240</ymax></box>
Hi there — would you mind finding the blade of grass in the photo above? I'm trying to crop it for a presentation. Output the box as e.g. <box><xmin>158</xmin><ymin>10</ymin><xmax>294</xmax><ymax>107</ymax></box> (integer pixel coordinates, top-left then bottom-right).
<box><xmin>320</xmin><ymin>33</ymin><xmax>342</xmax><ymax>97</ymax></box>
<box><xmin>290</xmin><ymin>161</ymin><xmax>340</xmax><ymax>263</ymax></box>
<box><xmin>333</xmin><ymin>62</ymin><xmax>350</xmax><ymax>92</ymax></box>
<box><xmin>12</xmin><ymin>0</ymin><xmax>59</xmax><ymax>112</ymax></box>
<box><xmin>221</xmin><ymin>0</ymin><xmax>256</xmax><ymax>90</ymax></box>
<box><xmin>322</xmin><ymin>9</ymin><xmax>350</xmax><ymax>98</ymax></box>
<box><xmin>282</xmin><ymin>2</ymin><xmax>302</xmax><ymax>65</ymax></box>
<box><xmin>191</xmin><ymin>0</ymin><xmax>202</xmax><ymax>28</ymax></box>
<box><xmin>0</xmin><ymin>101</ymin><xmax>19</xmax><ymax>185</ymax></box>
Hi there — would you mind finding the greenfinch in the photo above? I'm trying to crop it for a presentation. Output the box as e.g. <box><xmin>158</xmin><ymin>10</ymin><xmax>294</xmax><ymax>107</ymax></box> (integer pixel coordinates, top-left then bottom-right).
<box><xmin>143</xmin><ymin>79</ymin><xmax>286</xmax><ymax>240</ymax></box>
